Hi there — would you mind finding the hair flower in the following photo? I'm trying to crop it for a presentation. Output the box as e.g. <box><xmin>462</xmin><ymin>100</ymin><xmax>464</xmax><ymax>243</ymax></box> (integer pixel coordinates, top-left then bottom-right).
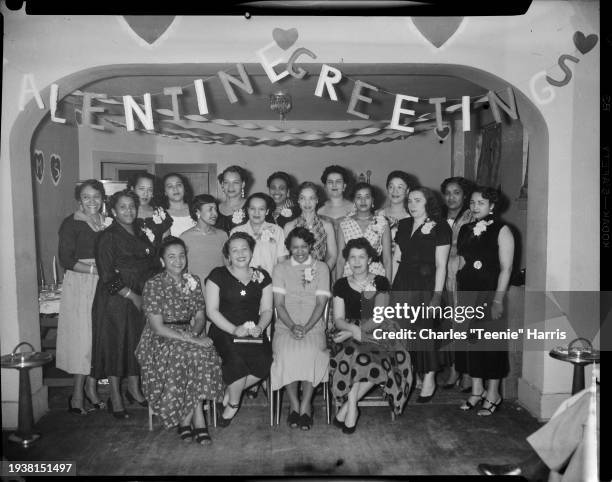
<box><xmin>473</xmin><ymin>219</ymin><xmax>494</xmax><ymax>237</ymax></box>
<box><xmin>232</xmin><ymin>209</ymin><xmax>245</xmax><ymax>224</ymax></box>
<box><xmin>421</xmin><ymin>219</ymin><xmax>436</xmax><ymax>235</ymax></box>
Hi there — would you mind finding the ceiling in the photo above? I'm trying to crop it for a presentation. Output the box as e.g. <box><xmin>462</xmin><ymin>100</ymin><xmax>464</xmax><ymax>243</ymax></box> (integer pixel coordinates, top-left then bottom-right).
<box><xmin>80</xmin><ymin>63</ymin><xmax>488</xmax><ymax>122</ymax></box>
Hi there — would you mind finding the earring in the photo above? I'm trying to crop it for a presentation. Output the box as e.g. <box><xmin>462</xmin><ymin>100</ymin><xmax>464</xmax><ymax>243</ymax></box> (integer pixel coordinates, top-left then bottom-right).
<box><xmin>241</xmin><ymin>187</ymin><xmax>245</xmax><ymax>198</ymax></box>
<box><xmin>160</xmin><ymin>259</ymin><xmax>166</xmax><ymax>268</ymax></box>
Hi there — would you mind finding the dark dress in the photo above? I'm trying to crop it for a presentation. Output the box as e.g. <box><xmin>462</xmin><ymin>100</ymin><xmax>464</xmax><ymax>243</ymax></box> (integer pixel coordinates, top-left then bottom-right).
<box><xmin>136</xmin><ymin>272</ymin><xmax>224</xmax><ymax>428</ymax></box>
<box><xmin>206</xmin><ymin>266</ymin><xmax>273</xmax><ymax>384</ymax></box>
<box><xmin>138</xmin><ymin>207</ymin><xmax>173</xmax><ymax>247</ymax></box>
<box><xmin>392</xmin><ymin>218</ymin><xmax>452</xmax><ymax>374</ymax></box>
<box><xmin>330</xmin><ymin>276</ymin><xmax>412</xmax><ymax>415</ymax></box>
<box><xmin>456</xmin><ymin>215</ymin><xmax>510</xmax><ymax>380</ymax></box>
<box><xmin>91</xmin><ymin>222</ymin><xmax>159</xmax><ymax>378</ymax></box>
<box><xmin>272</xmin><ymin>200</ymin><xmax>300</xmax><ymax>229</ymax></box>
<box><xmin>216</xmin><ymin>207</ymin><xmax>247</xmax><ymax>234</ymax></box>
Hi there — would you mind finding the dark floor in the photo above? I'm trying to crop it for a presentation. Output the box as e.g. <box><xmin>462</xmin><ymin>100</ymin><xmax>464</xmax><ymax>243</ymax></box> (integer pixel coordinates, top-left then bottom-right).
<box><xmin>2</xmin><ymin>380</ymin><xmax>542</xmax><ymax>477</ymax></box>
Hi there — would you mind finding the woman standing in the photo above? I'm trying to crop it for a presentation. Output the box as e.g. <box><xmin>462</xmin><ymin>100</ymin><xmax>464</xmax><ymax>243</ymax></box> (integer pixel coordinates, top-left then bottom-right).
<box><xmin>317</xmin><ymin>165</ymin><xmax>354</xmax><ymax>225</ymax></box>
<box><xmin>336</xmin><ymin>182</ymin><xmax>392</xmax><ymax>282</ymax></box>
<box><xmin>457</xmin><ymin>187</ymin><xmax>514</xmax><ymax>416</ymax></box>
<box><xmin>216</xmin><ymin>165</ymin><xmax>249</xmax><ymax>233</ymax></box>
<box><xmin>376</xmin><ymin>171</ymin><xmax>413</xmax><ymax>283</ymax></box>
<box><xmin>91</xmin><ymin>190</ymin><xmax>158</xmax><ymax>419</ymax></box>
<box><xmin>330</xmin><ymin>238</ymin><xmax>411</xmax><ymax>433</ymax></box>
<box><xmin>162</xmin><ymin>173</ymin><xmax>196</xmax><ymax>238</ymax></box>
<box><xmin>205</xmin><ymin>232</ymin><xmax>274</xmax><ymax>426</ymax></box>
<box><xmin>128</xmin><ymin>173</ymin><xmax>172</xmax><ymax>247</ymax></box>
<box><xmin>267</xmin><ymin>171</ymin><xmax>300</xmax><ymax>228</ymax></box>
<box><xmin>392</xmin><ymin>187</ymin><xmax>451</xmax><ymax>403</ymax></box>
<box><xmin>440</xmin><ymin>177</ymin><xmax>474</xmax><ymax>390</ymax></box>
<box><xmin>230</xmin><ymin>193</ymin><xmax>288</xmax><ymax>275</ymax></box>
<box><xmin>136</xmin><ymin>237</ymin><xmax>224</xmax><ymax>445</ymax></box>
<box><xmin>284</xmin><ymin>181</ymin><xmax>337</xmax><ymax>273</ymax></box>
<box><xmin>271</xmin><ymin>227</ymin><xmax>331</xmax><ymax>430</ymax></box>
<box><xmin>57</xmin><ymin>179</ymin><xmax>110</xmax><ymax>414</ymax></box>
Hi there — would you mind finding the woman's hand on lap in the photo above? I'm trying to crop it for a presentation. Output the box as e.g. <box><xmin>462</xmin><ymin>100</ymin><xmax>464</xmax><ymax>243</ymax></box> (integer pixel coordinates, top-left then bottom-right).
<box><xmin>234</xmin><ymin>325</ymin><xmax>249</xmax><ymax>337</ymax></box>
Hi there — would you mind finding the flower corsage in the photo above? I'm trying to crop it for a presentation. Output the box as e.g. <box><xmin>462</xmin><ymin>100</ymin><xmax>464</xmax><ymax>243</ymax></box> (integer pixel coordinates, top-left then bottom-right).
<box><xmin>182</xmin><ymin>273</ymin><xmax>198</xmax><ymax>294</ymax></box>
<box><xmin>142</xmin><ymin>226</ymin><xmax>155</xmax><ymax>243</ymax></box>
<box><xmin>259</xmin><ymin>228</ymin><xmax>276</xmax><ymax>243</ymax></box>
<box><xmin>473</xmin><ymin>219</ymin><xmax>494</xmax><ymax>236</ymax></box>
<box><xmin>232</xmin><ymin>209</ymin><xmax>245</xmax><ymax>225</ymax></box>
<box><xmin>371</xmin><ymin>215</ymin><xmax>387</xmax><ymax>234</ymax></box>
<box><xmin>151</xmin><ymin>207</ymin><xmax>167</xmax><ymax>224</ymax></box>
<box><xmin>303</xmin><ymin>265</ymin><xmax>316</xmax><ymax>287</ymax></box>
<box><xmin>102</xmin><ymin>216</ymin><xmax>113</xmax><ymax>229</ymax></box>
<box><xmin>421</xmin><ymin>219</ymin><xmax>436</xmax><ymax>235</ymax></box>
<box><xmin>251</xmin><ymin>269</ymin><xmax>265</xmax><ymax>284</ymax></box>
<box><xmin>280</xmin><ymin>207</ymin><xmax>292</xmax><ymax>218</ymax></box>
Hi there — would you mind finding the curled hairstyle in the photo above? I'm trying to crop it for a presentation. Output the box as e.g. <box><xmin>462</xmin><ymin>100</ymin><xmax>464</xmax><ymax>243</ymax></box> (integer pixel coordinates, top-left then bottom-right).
<box><xmin>190</xmin><ymin>194</ymin><xmax>218</xmax><ymax>221</ymax></box>
<box><xmin>472</xmin><ymin>186</ymin><xmax>500</xmax><ymax>207</ymax></box>
<box><xmin>127</xmin><ymin>172</ymin><xmax>156</xmax><ymax>191</ymax></box>
<box><xmin>351</xmin><ymin>181</ymin><xmax>375</xmax><ymax>202</ymax></box>
<box><xmin>266</xmin><ymin>171</ymin><xmax>292</xmax><ymax>189</ymax></box>
<box><xmin>440</xmin><ymin>177</ymin><xmax>475</xmax><ymax>211</ymax></box>
<box><xmin>75</xmin><ymin>179</ymin><xmax>105</xmax><ymax>201</ymax></box>
<box><xmin>409</xmin><ymin>186</ymin><xmax>442</xmax><ymax>221</ymax></box>
<box><xmin>222</xmin><ymin>232</ymin><xmax>256</xmax><ymax>259</ymax></box>
<box><xmin>108</xmin><ymin>189</ymin><xmax>140</xmax><ymax>215</ymax></box>
<box><xmin>218</xmin><ymin>165</ymin><xmax>248</xmax><ymax>186</ymax></box>
<box><xmin>161</xmin><ymin>173</ymin><xmax>194</xmax><ymax>209</ymax></box>
<box><xmin>245</xmin><ymin>192</ymin><xmax>275</xmax><ymax>223</ymax></box>
<box><xmin>386</xmin><ymin>170</ymin><xmax>415</xmax><ymax>190</ymax></box>
<box><xmin>342</xmin><ymin>237</ymin><xmax>378</xmax><ymax>261</ymax></box>
<box><xmin>158</xmin><ymin>236</ymin><xmax>187</xmax><ymax>259</ymax></box>
<box><xmin>320</xmin><ymin>165</ymin><xmax>349</xmax><ymax>185</ymax></box>
<box><xmin>285</xmin><ymin>226</ymin><xmax>315</xmax><ymax>251</ymax></box>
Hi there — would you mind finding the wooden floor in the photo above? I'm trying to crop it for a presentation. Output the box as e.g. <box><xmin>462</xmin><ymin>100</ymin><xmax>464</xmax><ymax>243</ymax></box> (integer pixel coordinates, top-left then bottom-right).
<box><xmin>2</xmin><ymin>384</ymin><xmax>542</xmax><ymax>477</ymax></box>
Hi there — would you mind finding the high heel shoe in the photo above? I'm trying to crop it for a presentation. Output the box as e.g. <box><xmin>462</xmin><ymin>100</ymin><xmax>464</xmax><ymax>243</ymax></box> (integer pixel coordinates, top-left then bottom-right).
<box><xmin>84</xmin><ymin>393</ymin><xmax>106</xmax><ymax>411</ymax></box>
<box><xmin>342</xmin><ymin>408</ymin><xmax>359</xmax><ymax>434</ymax></box>
<box><xmin>107</xmin><ymin>398</ymin><xmax>130</xmax><ymax>419</ymax></box>
<box><xmin>218</xmin><ymin>402</ymin><xmax>239</xmax><ymax>427</ymax></box>
<box><xmin>67</xmin><ymin>395</ymin><xmax>88</xmax><ymax>416</ymax></box>
<box><xmin>459</xmin><ymin>391</ymin><xmax>486</xmax><ymax>411</ymax></box>
<box><xmin>477</xmin><ymin>397</ymin><xmax>503</xmax><ymax>416</ymax></box>
<box><xmin>416</xmin><ymin>385</ymin><xmax>437</xmax><ymax>403</ymax></box>
<box><xmin>125</xmin><ymin>391</ymin><xmax>148</xmax><ymax>407</ymax></box>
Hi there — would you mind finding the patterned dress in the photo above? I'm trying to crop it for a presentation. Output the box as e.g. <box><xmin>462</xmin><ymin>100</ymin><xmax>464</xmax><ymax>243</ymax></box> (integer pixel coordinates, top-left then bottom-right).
<box><xmin>136</xmin><ymin>272</ymin><xmax>224</xmax><ymax>429</ymax></box>
<box><xmin>294</xmin><ymin>214</ymin><xmax>328</xmax><ymax>262</ymax></box>
<box><xmin>456</xmin><ymin>215</ymin><xmax>510</xmax><ymax>380</ymax></box>
<box><xmin>339</xmin><ymin>214</ymin><xmax>388</xmax><ymax>277</ymax></box>
<box><xmin>330</xmin><ymin>276</ymin><xmax>412</xmax><ymax>415</ymax></box>
<box><xmin>270</xmin><ymin>258</ymin><xmax>331</xmax><ymax>390</ymax></box>
<box><xmin>206</xmin><ymin>266</ymin><xmax>273</xmax><ymax>384</ymax></box>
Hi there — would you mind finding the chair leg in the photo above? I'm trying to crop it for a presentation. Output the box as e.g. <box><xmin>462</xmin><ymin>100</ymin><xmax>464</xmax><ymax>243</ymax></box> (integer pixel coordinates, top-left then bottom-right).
<box><xmin>324</xmin><ymin>382</ymin><xmax>331</xmax><ymax>425</ymax></box>
<box><xmin>269</xmin><ymin>382</ymin><xmax>274</xmax><ymax>427</ymax></box>
<box><xmin>148</xmin><ymin>406</ymin><xmax>153</xmax><ymax>432</ymax></box>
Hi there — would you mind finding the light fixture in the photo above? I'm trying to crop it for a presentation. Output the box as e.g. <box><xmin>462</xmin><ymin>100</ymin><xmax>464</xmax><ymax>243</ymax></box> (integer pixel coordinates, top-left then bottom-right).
<box><xmin>269</xmin><ymin>91</ymin><xmax>292</xmax><ymax>121</ymax></box>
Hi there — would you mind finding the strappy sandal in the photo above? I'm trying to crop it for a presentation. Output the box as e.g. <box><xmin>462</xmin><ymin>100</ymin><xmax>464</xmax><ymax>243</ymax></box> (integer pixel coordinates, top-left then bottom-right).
<box><xmin>477</xmin><ymin>397</ymin><xmax>503</xmax><ymax>416</ymax></box>
<box><xmin>459</xmin><ymin>391</ymin><xmax>486</xmax><ymax>411</ymax></box>
<box><xmin>193</xmin><ymin>427</ymin><xmax>212</xmax><ymax>445</ymax></box>
<box><xmin>218</xmin><ymin>401</ymin><xmax>240</xmax><ymax>427</ymax></box>
<box><xmin>178</xmin><ymin>425</ymin><xmax>193</xmax><ymax>442</ymax></box>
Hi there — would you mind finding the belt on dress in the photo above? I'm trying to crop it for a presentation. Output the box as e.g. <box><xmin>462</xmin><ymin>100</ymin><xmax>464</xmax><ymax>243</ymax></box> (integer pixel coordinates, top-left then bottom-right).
<box><xmin>164</xmin><ymin>319</ymin><xmax>191</xmax><ymax>326</ymax></box>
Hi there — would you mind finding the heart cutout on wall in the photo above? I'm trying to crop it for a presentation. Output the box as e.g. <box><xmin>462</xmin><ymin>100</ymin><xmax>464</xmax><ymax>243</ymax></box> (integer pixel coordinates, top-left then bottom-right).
<box><xmin>412</xmin><ymin>17</ymin><xmax>464</xmax><ymax>48</ymax></box>
<box><xmin>50</xmin><ymin>154</ymin><xmax>62</xmax><ymax>186</ymax></box>
<box><xmin>123</xmin><ymin>16</ymin><xmax>176</xmax><ymax>45</ymax></box>
<box><xmin>272</xmin><ymin>28</ymin><xmax>299</xmax><ymax>50</ymax></box>
<box><xmin>573</xmin><ymin>31</ymin><xmax>598</xmax><ymax>54</ymax></box>
<box><xmin>435</xmin><ymin>126</ymin><xmax>450</xmax><ymax>141</ymax></box>
<box><xmin>33</xmin><ymin>150</ymin><xmax>44</xmax><ymax>184</ymax></box>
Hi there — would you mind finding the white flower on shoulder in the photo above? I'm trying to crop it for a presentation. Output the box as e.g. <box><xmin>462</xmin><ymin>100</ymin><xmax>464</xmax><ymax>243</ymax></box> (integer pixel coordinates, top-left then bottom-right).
<box><xmin>102</xmin><ymin>216</ymin><xmax>113</xmax><ymax>228</ymax></box>
<box><xmin>473</xmin><ymin>219</ymin><xmax>494</xmax><ymax>237</ymax></box>
<box><xmin>251</xmin><ymin>269</ymin><xmax>265</xmax><ymax>283</ymax></box>
<box><xmin>152</xmin><ymin>207</ymin><xmax>166</xmax><ymax>224</ymax></box>
<box><xmin>232</xmin><ymin>209</ymin><xmax>245</xmax><ymax>225</ymax></box>
<box><xmin>280</xmin><ymin>207</ymin><xmax>292</xmax><ymax>218</ymax></box>
<box><xmin>142</xmin><ymin>226</ymin><xmax>155</xmax><ymax>243</ymax></box>
<box><xmin>182</xmin><ymin>273</ymin><xmax>198</xmax><ymax>294</ymax></box>
<box><xmin>421</xmin><ymin>219</ymin><xmax>436</xmax><ymax>235</ymax></box>
<box><xmin>473</xmin><ymin>260</ymin><xmax>483</xmax><ymax>270</ymax></box>
<box><xmin>303</xmin><ymin>267</ymin><xmax>315</xmax><ymax>283</ymax></box>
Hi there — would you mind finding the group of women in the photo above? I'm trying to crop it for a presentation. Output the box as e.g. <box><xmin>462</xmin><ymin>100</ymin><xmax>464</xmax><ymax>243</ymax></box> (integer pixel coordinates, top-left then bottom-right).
<box><xmin>56</xmin><ymin>164</ymin><xmax>515</xmax><ymax>446</ymax></box>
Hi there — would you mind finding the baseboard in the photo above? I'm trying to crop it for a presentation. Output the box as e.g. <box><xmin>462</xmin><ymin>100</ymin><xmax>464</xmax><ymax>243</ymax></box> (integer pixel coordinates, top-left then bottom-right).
<box><xmin>517</xmin><ymin>377</ymin><xmax>570</xmax><ymax>421</ymax></box>
<box><xmin>1</xmin><ymin>384</ymin><xmax>49</xmax><ymax>430</ymax></box>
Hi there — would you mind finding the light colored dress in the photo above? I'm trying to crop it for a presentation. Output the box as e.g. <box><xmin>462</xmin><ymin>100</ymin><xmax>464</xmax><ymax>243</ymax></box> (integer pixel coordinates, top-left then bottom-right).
<box><xmin>230</xmin><ymin>221</ymin><xmax>288</xmax><ymax>274</ymax></box>
<box><xmin>339</xmin><ymin>214</ymin><xmax>388</xmax><ymax>277</ymax></box>
<box><xmin>270</xmin><ymin>257</ymin><xmax>331</xmax><ymax>390</ymax></box>
<box><xmin>169</xmin><ymin>214</ymin><xmax>196</xmax><ymax>237</ymax></box>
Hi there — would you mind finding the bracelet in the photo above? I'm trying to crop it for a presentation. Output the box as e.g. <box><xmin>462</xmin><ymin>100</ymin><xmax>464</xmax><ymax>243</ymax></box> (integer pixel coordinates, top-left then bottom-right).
<box><xmin>124</xmin><ymin>288</ymin><xmax>132</xmax><ymax>298</ymax></box>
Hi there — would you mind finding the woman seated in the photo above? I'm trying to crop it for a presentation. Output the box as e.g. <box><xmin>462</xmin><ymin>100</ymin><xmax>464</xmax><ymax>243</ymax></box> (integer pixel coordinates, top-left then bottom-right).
<box><xmin>205</xmin><ymin>232</ymin><xmax>274</xmax><ymax>426</ymax></box>
<box><xmin>330</xmin><ymin>238</ymin><xmax>412</xmax><ymax>434</ymax></box>
<box><xmin>271</xmin><ymin>227</ymin><xmax>331</xmax><ymax>430</ymax></box>
<box><xmin>136</xmin><ymin>237</ymin><xmax>224</xmax><ymax>445</ymax></box>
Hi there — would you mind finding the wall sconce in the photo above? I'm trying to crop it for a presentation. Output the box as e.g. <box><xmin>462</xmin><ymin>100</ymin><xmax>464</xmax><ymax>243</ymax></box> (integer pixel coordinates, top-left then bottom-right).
<box><xmin>269</xmin><ymin>91</ymin><xmax>292</xmax><ymax>121</ymax></box>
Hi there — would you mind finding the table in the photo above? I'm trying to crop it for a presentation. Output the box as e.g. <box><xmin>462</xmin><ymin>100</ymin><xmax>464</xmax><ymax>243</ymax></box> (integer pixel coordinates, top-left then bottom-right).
<box><xmin>1</xmin><ymin>342</ymin><xmax>53</xmax><ymax>447</ymax></box>
<box><xmin>549</xmin><ymin>347</ymin><xmax>600</xmax><ymax>394</ymax></box>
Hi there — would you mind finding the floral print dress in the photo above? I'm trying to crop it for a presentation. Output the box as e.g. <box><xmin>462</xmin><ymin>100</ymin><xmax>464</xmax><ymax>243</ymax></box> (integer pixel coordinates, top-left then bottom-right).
<box><xmin>339</xmin><ymin>214</ymin><xmax>388</xmax><ymax>277</ymax></box>
<box><xmin>136</xmin><ymin>271</ymin><xmax>224</xmax><ymax>429</ymax></box>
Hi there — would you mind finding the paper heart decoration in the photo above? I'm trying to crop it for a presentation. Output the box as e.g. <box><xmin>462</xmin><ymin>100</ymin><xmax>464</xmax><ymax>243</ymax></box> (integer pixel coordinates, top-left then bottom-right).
<box><xmin>50</xmin><ymin>154</ymin><xmax>62</xmax><ymax>186</ymax></box>
<box><xmin>412</xmin><ymin>17</ymin><xmax>464</xmax><ymax>48</ymax></box>
<box><xmin>573</xmin><ymin>31</ymin><xmax>598</xmax><ymax>54</ymax></box>
<box><xmin>123</xmin><ymin>16</ymin><xmax>176</xmax><ymax>45</ymax></box>
<box><xmin>33</xmin><ymin>150</ymin><xmax>44</xmax><ymax>184</ymax></box>
<box><xmin>435</xmin><ymin>126</ymin><xmax>450</xmax><ymax>141</ymax></box>
<box><xmin>272</xmin><ymin>28</ymin><xmax>298</xmax><ymax>50</ymax></box>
